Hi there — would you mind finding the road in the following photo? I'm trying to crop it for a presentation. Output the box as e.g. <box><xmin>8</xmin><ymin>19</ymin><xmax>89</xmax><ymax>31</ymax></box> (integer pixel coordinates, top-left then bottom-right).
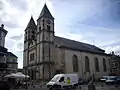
<box><xmin>11</xmin><ymin>84</ymin><xmax>120</xmax><ymax>90</ymax></box>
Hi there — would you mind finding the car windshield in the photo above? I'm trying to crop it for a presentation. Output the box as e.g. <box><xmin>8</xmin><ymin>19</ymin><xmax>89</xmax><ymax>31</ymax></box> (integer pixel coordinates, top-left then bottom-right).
<box><xmin>51</xmin><ymin>76</ymin><xmax>60</xmax><ymax>82</ymax></box>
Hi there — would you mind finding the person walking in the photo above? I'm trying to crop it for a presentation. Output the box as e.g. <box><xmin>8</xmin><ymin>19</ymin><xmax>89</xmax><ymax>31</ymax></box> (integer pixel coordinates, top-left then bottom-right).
<box><xmin>66</xmin><ymin>77</ymin><xmax>71</xmax><ymax>84</ymax></box>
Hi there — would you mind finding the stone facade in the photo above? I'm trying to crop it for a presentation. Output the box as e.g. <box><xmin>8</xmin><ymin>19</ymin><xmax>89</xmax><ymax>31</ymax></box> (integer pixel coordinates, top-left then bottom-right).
<box><xmin>6</xmin><ymin>52</ymin><xmax>18</xmax><ymax>73</ymax></box>
<box><xmin>0</xmin><ymin>24</ymin><xmax>18</xmax><ymax>79</ymax></box>
<box><xmin>23</xmin><ymin>4</ymin><xmax>111</xmax><ymax>82</ymax></box>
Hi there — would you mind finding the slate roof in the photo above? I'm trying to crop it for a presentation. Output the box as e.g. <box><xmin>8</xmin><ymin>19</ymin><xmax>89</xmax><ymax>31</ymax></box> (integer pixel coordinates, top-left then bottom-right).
<box><xmin>55</xmin><ymin>36</ymin><xmax>106</xmax><ymax>54</ymax></box>
<box><xmin>7</xmin><ymin>52</ymin><xmax>18</xmax><ymax>58</ymax></box>
<box><xmin>37</xmin><ymin>4</ymin><xmax>54</xmax><ymax>20</ymax></box>
<box><xmin>25</xmin><ymin>16</ymin><xmax>37</xmax><ymax>30</ymax></box>
<box><xmin>0</xmin><ymin>47</ymin><xmax>17</xmax><ymax>58</ymax></box>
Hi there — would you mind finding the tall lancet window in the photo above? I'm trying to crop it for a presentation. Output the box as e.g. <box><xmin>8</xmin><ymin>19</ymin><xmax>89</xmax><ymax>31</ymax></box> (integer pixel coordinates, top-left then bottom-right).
<box><xmin>39</xmin><ymin>26</ymin><xmax>41</xmax><ymax>31</ymax></box>
<box><xmin>94</xmin><ymin>57</ymin><xmax>99</xmax><ymax>72</ymax></box>
<box><xmin>103</xmin><ymin>58</ymin><xmax>107</xmax><ymax>72</ymax></box>
<box><xmin>72</xmin><ymin>55</ymin><xmax>78</xmax><ymax>72</ymax></box>
<box><xmin>47</xmin><ymin>25</ymin><xmax>50</xmax><ymax>31</ymax></box>
<box><xmin>46</xmin><ymin>25</ymin><xmax>51</xmax><ymax>40</ymax></box>
<box><xmin>85</xmin><ymin>56</ymin><xmax>90</xmax><ymax>72</ymax></box>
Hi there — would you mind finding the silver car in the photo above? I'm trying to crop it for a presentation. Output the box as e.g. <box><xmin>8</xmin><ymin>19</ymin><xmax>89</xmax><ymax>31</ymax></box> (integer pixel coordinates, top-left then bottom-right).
<box><xmin>105</xmin><ymin>76</ymin><xmax>117</xmax><ymax>84</ymax></box>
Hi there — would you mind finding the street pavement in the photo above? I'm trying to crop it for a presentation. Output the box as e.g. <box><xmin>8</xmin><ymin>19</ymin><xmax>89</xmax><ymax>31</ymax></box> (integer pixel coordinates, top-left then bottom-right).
<box><xmin>11</xmin><ymin>84</ymin><xmax>120</xmax><ymax>90</ymax></box>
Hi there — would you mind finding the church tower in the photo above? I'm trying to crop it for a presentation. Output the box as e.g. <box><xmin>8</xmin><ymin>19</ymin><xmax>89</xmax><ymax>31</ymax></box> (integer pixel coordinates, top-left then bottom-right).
<box><xmin>23</xmin><ymin>16</ymin><xmax>37</xmax><ymax>73</ymax></box>
<box><xmin>37</xmin><ymin>4</ymin><xmax>55</xmax><ymax>81</ymax></box>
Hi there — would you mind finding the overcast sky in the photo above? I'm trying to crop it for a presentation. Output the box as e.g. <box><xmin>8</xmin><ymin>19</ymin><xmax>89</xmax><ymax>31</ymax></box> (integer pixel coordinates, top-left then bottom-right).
<box><xmin>0</xmin><ymin>0</ymin><xmax>120</xmax><ymax>68</ymax></box>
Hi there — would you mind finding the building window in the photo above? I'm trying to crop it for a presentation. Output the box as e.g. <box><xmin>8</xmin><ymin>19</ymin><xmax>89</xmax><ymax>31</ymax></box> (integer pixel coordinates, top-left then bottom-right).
<box><xmin>8</xmin><ymin>64</ymin><xmax>12</xmax><ymax>68</ymax></box>
<box><xmin>31</xmin><ymin>30</ymin><xmax>35</xmax><ymax>40</ymax></box>
<box><xmin>72</xmin><ymin>55</ymin><xmax>78</xmax><ymax>72</ymax></box>
<box><xmin>32</xmin><ymin>35</ymin><xmax>35</xmax><ymax>40</ymax></box>
<box><xmin>103</xmin><ymin>58</ymin><xmax>107</xmax><ymax>72</ymax></box>
<box><xmin>85</xmin><ymin>56</ymin><xmax>90</xmax><ymax>72</ymax></box>
<box><xmin>30</xmin><ymin>53</ymin><xmax>34</xmax><ymax>61</ymax></box>
<box><xmin>25</xmin><ymin>32</ymin><xmax>27</xmax><ymax>34</ymax></box>
<box><xmin>32</xmin><ymin>31</ymin><xmax>35</xmax><ymax>34</ymax></box>
<box><xmin>39</xmin><ymin>26</ymin><xmax>41</xmax><ymax>30</ymax></box>
<box><xmin>25</xmin><ymin>35</ymin><xmax>27</xmax><ymax>41</ymax></box>
<box><xmin>94</xmin><ymin>57</ymin><xmax>99</xmax><ymax>72</ymax></box>
<box><xmin>46</xmin><ymin>33</ymin><xmax>49</xmax><ymax>40</ymax></box>
<box><xmin>47</xmin><ymin>25</ymin><xmax>50</xmax><ymax>31</ymax></box>
<box><xmin>112</xmin><ymin>62</ymin><xmax>116</xmax><ymax>68</ymax></box>
<box><xmin>13</xmin><ymin>59</ymin><xmax>17</xmax><ymax>63</ymax></box>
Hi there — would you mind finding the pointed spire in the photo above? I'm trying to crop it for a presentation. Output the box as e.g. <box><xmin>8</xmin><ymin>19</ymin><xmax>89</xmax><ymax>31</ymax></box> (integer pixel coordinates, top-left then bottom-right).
<box><xmin>25</xmin><ymin>16</ymin><xmax>37</xmax><ymax>30</ymax></box>
<box><xmin>37</xmin><ymin>4</ymin><xmax>54</xmax><ymax>20</ymax></box>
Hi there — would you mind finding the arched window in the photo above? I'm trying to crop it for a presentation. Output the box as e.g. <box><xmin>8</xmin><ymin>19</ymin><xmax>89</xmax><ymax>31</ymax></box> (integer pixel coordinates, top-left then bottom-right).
<box><xmin>94</xmin><ymin>57</ymin><xmax>99</xmax><ymax>72</ymax></box>
<box><xmin>103</xmin><ymin>58</ymin><xmax>107</xmax><ymax>72</ymax></box>
<box><xmin>85</xmin><ymin>56</ymin><xmax>90</xmax><ymax>72</ymax></box>
<box><xmin>72</xmin><ymin>55</ymin><xmax>78</xmax><ymax>72</ymax></box>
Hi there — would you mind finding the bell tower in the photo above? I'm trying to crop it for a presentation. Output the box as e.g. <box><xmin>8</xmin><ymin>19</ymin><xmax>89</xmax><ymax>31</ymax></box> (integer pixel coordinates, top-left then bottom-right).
<box><xmin>23</xmin><ymin>16</ymin><xmax>37</xmax><ymax>69</ymax></box>
<box><xmin>37</xmin><ymin>4</ymin><xmax>55</xmax><ymax>81</ymax></box>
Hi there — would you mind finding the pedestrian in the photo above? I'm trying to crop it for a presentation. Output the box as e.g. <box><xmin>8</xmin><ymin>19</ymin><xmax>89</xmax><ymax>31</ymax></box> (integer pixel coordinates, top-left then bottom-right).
<box><xmin>66</xmin><ymin>77</ymin><xmax>70</xmax><ymax>84</ymax></box>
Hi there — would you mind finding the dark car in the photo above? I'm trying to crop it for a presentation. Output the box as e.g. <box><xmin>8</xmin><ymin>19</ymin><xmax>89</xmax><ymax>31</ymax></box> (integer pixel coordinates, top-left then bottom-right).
<box><xmin>0</xmin><ymin>81</ymin><xmax>10</xmax><ymax>90</ymax></box>
<box><xmin>116</xmin><ymin>76</ymin><xmax>120</xmax><ymax>85</ymax></box>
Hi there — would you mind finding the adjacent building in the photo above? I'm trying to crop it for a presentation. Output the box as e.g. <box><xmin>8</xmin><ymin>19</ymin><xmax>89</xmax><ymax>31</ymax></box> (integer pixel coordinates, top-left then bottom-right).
<box><xmin>6</xmin><ymin>52</ymin><xmax>18</xmax><ymax>73</ymax></box>
<box><xmin>109</xmin><ymin>52</ymin><xmax>120</xmax><ymax>76</ymax></box>
<box><xmin>23</xmin><ymin>4</ymin><xmax>111</xmax><ymax>82</ymax></box>
<box><xmin>0</xmin><ymin>24</ymin><xmax>18</xmax><ymax>79</ymax></box>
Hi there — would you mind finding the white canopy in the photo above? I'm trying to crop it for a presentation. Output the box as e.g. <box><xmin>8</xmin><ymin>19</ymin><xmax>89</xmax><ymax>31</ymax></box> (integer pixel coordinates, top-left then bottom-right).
<box><xmin>4</xmin><ymin>73</ymin><xmax>17</xmax><ymax>78</ymax></box>
<box><xmin>15</xmin><ymin>72</ymin><xmax>30</xmax><ymax>78</ymax></box>
<box><xmin>4</xmin><ymin>72</ymin><xmax>30</xmax><ymax>78</ymax></box>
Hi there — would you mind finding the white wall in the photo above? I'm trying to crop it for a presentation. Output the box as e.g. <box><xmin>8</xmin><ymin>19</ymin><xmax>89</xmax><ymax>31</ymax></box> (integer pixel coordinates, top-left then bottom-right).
<box><xmin>63</xmin><ymin>49</ymin><xmax>110</xmax><ymax>79</ymax></box>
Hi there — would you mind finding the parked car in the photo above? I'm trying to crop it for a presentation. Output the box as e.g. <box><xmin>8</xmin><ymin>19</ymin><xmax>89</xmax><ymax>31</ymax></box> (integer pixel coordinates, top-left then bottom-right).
<box><xmin>105</xmin><ymin>76</ymin><xmax>117</xmax><ymax>85</ymax></box>
<box><xmin>99</xmin><ymin>76</ymin><xmax>108</xmax><ymax>82</ymax></box>
<box><xmin>116</xmin><ymin>76</ymin><xmax>120</xmax><ymax>85</ymax></box>
<box><xmin>0</xmin><ymin>81</ymin><xmax>10</xmax><ymax>90</ymax></box>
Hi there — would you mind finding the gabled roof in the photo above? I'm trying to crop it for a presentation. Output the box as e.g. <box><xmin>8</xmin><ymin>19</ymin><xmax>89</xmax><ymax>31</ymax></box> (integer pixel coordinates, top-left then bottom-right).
<box><xmin>55</xmin><ymin>36</ymin><xmax>106</xmax><ymax>54</ymax></box>
<box><xmin>25</xmin><ymin>16</ymin><xmax>37</xmax><ymax>30</ymax></box>
<box><xmin>37</xmin><ymin>4</ymin><xmax>54</xmax><ymax>20</ymax></box>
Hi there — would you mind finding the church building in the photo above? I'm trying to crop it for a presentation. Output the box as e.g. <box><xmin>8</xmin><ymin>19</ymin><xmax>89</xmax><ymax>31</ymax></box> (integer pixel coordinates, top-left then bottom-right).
<box><xmin>23</xmin><ymin>4</ymin><xmax>111</xmax><ymax>82</ymax></box>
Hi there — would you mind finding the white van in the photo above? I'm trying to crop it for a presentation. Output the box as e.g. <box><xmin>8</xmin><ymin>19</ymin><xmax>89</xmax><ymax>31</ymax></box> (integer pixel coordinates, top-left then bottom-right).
<box><xmin>46</xmin><ymin>74</ymin><xmax>79</xmax><ymax>89</ymax></box>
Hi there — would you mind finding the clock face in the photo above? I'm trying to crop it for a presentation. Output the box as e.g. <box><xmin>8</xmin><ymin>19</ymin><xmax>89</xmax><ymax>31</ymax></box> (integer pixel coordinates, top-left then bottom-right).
<box><xmin>47</xmin><ymin>19</ymin><xmax>51</xmax><ymax>24</ymax></box>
